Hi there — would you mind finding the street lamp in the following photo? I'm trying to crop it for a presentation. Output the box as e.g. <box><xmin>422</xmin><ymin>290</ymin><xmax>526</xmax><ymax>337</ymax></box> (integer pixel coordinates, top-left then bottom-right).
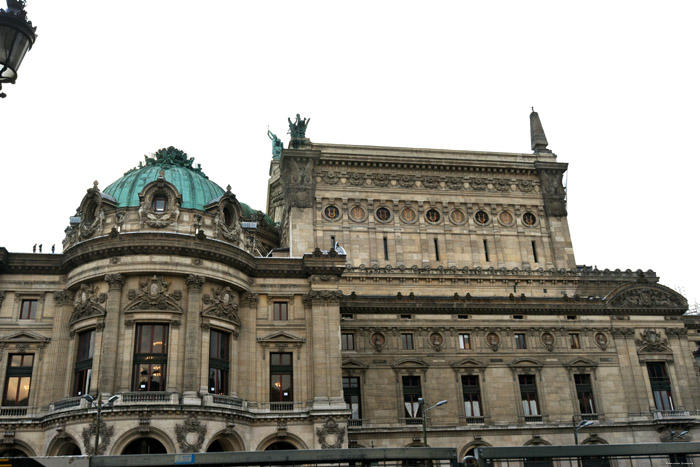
<box><xmin>418</xmin><ymin>398</ymin><xmax>447</xmax><ymax>446</ymax></box>
<box><xmin>0</xmin><ymin>0</ymin><xmax>37</xmax><ymax>98</ymax></box>
<box><xmin>573</xmin><ymin>418</ymin><xmax>595</xmax><ymax>445</ymax></box>
<box><xmin>83</xmin><ymin>393</ymin><xmax>119</xmax><ymax>455</ymax></box>
<box><xmin>670</xmin><ymin>430</ymin><xmax>689</xmax><ymax>441</ymax></box>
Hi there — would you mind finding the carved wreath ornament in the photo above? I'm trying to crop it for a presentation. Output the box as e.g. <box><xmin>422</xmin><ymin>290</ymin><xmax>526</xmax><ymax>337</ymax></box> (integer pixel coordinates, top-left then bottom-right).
<box><xmin>175</xmin><ymin>415</ymin><xmax>207</xmax><ymax>453</ymax></box>
<box><xmin>82</xmin><ymin>420</ymin><xmax>114</xmax><ymax>456</ymax></box>
<box><xmin>316</xmin><ymin>418</ymin><xmax>345</xmax><ymax>449</ymax></box>
<box><xmin>70</xmin><ymin>284</ymin><xmax>106</xmax><ymax>324</ymax></box>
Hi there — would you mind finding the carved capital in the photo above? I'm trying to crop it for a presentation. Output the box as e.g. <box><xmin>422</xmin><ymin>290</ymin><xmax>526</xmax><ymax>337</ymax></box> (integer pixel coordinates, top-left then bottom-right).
<box><xmin>185</xmin><ymin>275</ymin><xmax>205</xmax><ymax>292</ymax></box>
<box><xmin>240</xmin><ymin>292</ymin><xmax>259</xmax><ymax>307</ymax></box>
<box><xmin>105</xmin><ymin>274</ymin><xmax>125</xmax><ymax>291</ymax></box>
<box><xmin>53</xmin><ymin>290</ymin><xmax>74</xmax><ymax>307</ymax></box>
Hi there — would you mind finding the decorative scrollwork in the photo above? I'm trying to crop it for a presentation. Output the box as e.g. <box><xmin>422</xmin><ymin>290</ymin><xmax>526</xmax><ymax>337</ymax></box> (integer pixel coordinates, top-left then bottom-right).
<box><xmin>202</xmin><ymin>286</ymin><xmax>240</xmax><ymax>325</ymax></box>
<box><xmin>82</xmin><ymin>419</ymin><xmax>114</xmax><ymax>456</ymax></box>
<box><xmin>175</xmin><ymin>414</ymin><xmax>207</xmax><ymax>453</ymax></box>
<box><xmin>125</xmin><ymin>276</ymin><xmax>182</xmax><ymax>312</ymax></box>
<box><xmin>70</xmin><ymin>284</ymin><xmax>106</xmax><ymax>324</ymax></box>
<box><xmin>316</xmin><ymin>418</ymin><xmax>345</xmax><ymax>449</ymax></box>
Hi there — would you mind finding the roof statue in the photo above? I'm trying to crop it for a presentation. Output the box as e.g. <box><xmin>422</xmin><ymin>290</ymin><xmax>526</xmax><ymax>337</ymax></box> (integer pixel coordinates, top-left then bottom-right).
<box><xmin>288</xmin><ymin>114</ymin><xmax>310</xmax><ymax>139</ymax></box>
<box><xmin>267</xmin><ymin>128</ymin><xmax>283</xmax><ymax>160</ymax></box>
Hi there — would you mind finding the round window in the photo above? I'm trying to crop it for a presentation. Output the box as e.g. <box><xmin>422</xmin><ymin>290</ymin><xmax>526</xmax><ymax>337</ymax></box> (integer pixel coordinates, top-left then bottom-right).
<box><xmin>324</xmin><ymin>205</ymin><xmax>341</xmax><ymax>221</ymax></box>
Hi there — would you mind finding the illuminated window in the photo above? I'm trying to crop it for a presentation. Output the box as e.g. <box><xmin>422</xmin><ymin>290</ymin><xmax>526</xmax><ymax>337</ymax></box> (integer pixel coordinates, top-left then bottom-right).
<box><xmin>3</xmin><ymin>354</ymin><xmax>33</xmax><ymax>406</ymax></box>
<box><xmin>209</xmin><ymin>330</ymin><xmax>230</xmax><ymax>395</ymax></box>
<box><xmin>273</xmin><ymin>302</ymin><xmax>288</xmax><ymax>321</ymax></box>
<box><xmin>20</xmin><ymin>300</ymin><xmax>37</xmax><ymax>320</ymax></box>
<box><xmin>270</xmin><ymin>353</ymin><xmax>293</xmax><ymax>402</ymax></box>
<box><xmin>132</xmin><ymin>324</ymin><xmax>168</xmax><ymax>392</ymax></box>
<box><xmin>74</xmin><ymin>329</ymin><xmax>95</xmax><ymax>396</ymax></box>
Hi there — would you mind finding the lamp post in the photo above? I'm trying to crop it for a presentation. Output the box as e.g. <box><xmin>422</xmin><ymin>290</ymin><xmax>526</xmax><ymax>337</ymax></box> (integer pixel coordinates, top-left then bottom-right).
<box><xmin>670</xmin><ymin>430</ymin><xmax>689</xmax><ymax>441</ymax></box>
<box><xmin>83</xmin><ymin>392</ymin><xmax>119</xmax><ymax>455</ymax></box>
<box><xmin>573</xmin><ymin>418</ymin><xmax>595</xmax><ymax>445</ymax></box>
<box><xmin>418</xmin><ymin>398</ymin><xmax>447</xmax><ymax>446</ymax></box>
<box><xmin>0</xmin><ymin>0</ymin><xmax>37</xmax><ymax>98</ymax></box>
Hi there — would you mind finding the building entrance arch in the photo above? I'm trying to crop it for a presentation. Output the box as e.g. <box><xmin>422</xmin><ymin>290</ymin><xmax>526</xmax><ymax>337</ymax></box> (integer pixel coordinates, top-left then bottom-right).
<box><xmin>122</xmin><ymin>437</ymin><xmax>168</xmax><ymax>455</ymax></box>
<box><xmin>265</xmin><ymin>441</ymin><xmax>298</xmax><ymax>450</ymax></box>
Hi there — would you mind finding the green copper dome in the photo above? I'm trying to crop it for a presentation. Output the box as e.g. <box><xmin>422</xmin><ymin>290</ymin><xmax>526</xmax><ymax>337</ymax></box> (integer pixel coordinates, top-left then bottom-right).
<box><xmin>103</xmin><ymin>147</ymin><xmax>225</xmax><ymax>211</ymax></box>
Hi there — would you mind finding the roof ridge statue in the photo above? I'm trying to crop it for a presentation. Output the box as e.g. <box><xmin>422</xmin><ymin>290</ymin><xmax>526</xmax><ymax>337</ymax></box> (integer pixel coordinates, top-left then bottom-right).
<box><xmin>267</xmin><ymin>127</ymin><xmax>283</xmax><ymax>160</ymax></box>
<box><xmin>287</xmin><ymin>114</ymin><xmax>310</xmax><ymax>148</ymax></box>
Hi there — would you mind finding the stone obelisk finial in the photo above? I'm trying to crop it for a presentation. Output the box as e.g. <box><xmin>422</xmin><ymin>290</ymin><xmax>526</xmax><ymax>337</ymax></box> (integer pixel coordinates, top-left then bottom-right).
<box><xmin>530</xmin><ymin>107</ymin><xmax>551</xmax><ymax>153</ymax></box>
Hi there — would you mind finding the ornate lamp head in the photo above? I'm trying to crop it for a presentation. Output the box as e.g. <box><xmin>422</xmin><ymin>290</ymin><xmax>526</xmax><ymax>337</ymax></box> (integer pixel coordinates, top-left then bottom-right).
<box><xmin>0</xmin><ymin>0</ymin><xmax>37</xmax><ymax>97</ymax></box>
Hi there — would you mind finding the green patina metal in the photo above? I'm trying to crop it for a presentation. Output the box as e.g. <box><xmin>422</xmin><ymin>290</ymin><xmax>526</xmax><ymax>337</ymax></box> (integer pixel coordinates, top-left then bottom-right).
<box><xmin>103</xmin><ymin>147</ymin><xmax>274</xmax><ymax>226</ymax></box>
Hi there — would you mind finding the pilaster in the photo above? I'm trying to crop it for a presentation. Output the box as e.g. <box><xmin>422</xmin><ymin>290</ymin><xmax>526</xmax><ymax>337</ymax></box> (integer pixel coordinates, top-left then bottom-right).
<box><xmin>183</xmin><ymin>274</ymin><xmax>204</xmax><ymax>403</ymax></box>
<box><xmin>99</xmin><ymin>274</ymin><xmax>125</xmax><ymax>395</ymax></box>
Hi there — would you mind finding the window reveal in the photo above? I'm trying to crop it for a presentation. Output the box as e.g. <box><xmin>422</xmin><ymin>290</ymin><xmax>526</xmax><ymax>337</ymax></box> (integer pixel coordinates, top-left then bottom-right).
<box><xmin>402</xmin><ymin>375</ymin><xmax>422</xmax><ymax>423</ymax></box>
<box><xmin>273</xmin><ymin>302</ymin><xmax>288</xmax><ymax>321</ymax></box>
<box><xmin>574</xmin><ymin>374</ymin><xmax>596</xmax><ymax>414</ymax></box>
<box><xmin>647</xmin><ymin>362</ymin><xmax>674</xmax><ymax>410</ymax></box>
<box><xmin>20</xmin><ymin>299</ymin><xmax>37</xmax><ymax>319</ymax></box>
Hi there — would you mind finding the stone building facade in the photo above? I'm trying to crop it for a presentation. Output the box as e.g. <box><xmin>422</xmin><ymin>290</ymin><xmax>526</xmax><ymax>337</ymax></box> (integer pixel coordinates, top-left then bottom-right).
<box><xmin>0</xmin><ymin>113</ymin><xmax>696</xmax><ymax>458</ymax></box>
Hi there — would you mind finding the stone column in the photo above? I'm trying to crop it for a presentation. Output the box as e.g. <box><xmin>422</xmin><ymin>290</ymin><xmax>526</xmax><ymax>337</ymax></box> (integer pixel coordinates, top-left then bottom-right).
<box><xmin>44</xmin><ymin>290</ymin><xmax>74</xmax><ymax>403</ymax></box>
<box><xmin>100</xmin><ymin>274</ymin><xmax>125</xmax><ymax>396</ymax></box>
<box><xmin>183</xmin><ymin>274</ymin><xmax>204</xmax><ymax>404</ymax></box>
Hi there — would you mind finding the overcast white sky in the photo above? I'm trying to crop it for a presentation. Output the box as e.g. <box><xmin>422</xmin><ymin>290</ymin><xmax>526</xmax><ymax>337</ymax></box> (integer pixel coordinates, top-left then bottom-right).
<box><xmin>1</xmin><ymin>1</ymin><xmax>698</xmax><ymax>308</ymax></box>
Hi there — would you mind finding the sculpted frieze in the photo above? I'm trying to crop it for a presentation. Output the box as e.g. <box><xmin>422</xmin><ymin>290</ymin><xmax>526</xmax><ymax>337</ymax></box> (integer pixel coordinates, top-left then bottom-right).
<box><xmin>302</xmin><ymin>290</ymin><xmax>344</xmax><ymax>306</ymax></box>
<box><xmin>636</xmin><ymin>329</ymin><xmax>672</xmax><ymax>354</ymax></box>
<box><xmin>608</xmin><ymin>286</ymin><xmax>685</xmax><ymax>308</ymax></box>
<box><xmin>125</xmin><ymin>276</ymin><xmax>182</xmax><ymax>312</ymax></box>
<box><xmin>373</xmin><ymin>173</ymin><xmax>391</xmax><ymax>187</ymax></box>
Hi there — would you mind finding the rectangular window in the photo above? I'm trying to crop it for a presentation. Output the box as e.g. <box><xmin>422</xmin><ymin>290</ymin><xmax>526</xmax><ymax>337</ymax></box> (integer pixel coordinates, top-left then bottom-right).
<box><xmin>531</xmin><ymin>241</ymin><xmax>538</xmax><ymax>263</ymax></box>
<box><xmin>574</xmin><ymin>374</ymin><xmax>596</xmax><ymax>414</ymax></box>
<box><xmin>74</xmin><ymin>329</ymin><xmax>95</xmax><ymax>396</ymax></box>
<box><xmin>459</xmin><ymin>334</ymin><xmax>471</xmax><ymax>350</ymax></box>
<box><xmin>483</xmin><ymin>239</ymin><xmax>490</xmax><ymax>262</ymax></box>
<box><xmin>273</xmin><ymin>302</ymin><xmax>288</xmax><ymax>321</ymax></box>
<box><xmin>519</xmin><ymin>374</ymin><xmax>540</xmax><ymax>416</ymax></box>
<box><xmin>20</xmin><ymin>299</ymin><xmax>37</xmax><ymax>319</ymax></box>
<box><xmin>383</xmin><ymin>237</ymin><xmax>389</xmax><ymax>260</ymax></box>
<box><xmin>3</xmin><ymin>354</ymin><xmax>33</xmax><ymax>406</ymax></box>
<box><xmin>331</xmin><ymin>235</ymin><xmax>336</xmax><ymax>248</ymax></box>
<box><xmin>341</xmin><ymin>333</ymin><xmax>355</xmax><ymax>351</ymax></box>
<box><xmin>570</xmin><ymin>333</ymin><xmax>581</xmax><ymax>349</ymax></box>
<box><xmin>647</xmin><ymin>362</ymin><xmax>674</xmax><ymax>410</ymax></box>
<box><xmin>515</xmin><ymin>333</ymin><xmax>527</xmax><ymax>349</ymax></box>
<box><xmin>270</xmin><ymin>352</ymin><xmax>293</xmax><ymax>403</ymax></box>
<box><xmin>461</xmin><ymin>375</ymin><xmax>482</xmax><ymax>418</ymax></box>
<box><xmin>402</xmin><ymin>375</ymin><xmax>422</xmax><ymax>423</ymax></box>
<box><xmin>434</xmin><ymin>238</ymin><xmax>440</xmax><ymax>261</ymax></box>
<box><xmin>402</xmin><ymin>333</ymin><xmax>414</xmax><ymax>350</ymax></box>
<box><xmin>343</xmin><ymin>376</ymin><xmax>362</xmax><ymax>420</ymax></box>
<box><xmin>132</xmin><ymin>324</ymin><xmax>168</xmax><ymax>392</ymax></box>
<box><xmin>208</xmin><ymin>329</ymin><xmax>230</xmax><ymax>395</ymax></box>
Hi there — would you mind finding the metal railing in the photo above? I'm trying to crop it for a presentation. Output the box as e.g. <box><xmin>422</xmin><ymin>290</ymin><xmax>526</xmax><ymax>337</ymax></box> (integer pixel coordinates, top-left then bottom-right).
<box><xmin>0</xmin><ymin>406</ymin><xmax>29</xmax><ymax>417</ymax></box>
<box><xmin>52</xmin><ymin>397</ymin><xmax>83</xmax><ymax>411</ymax></box>
<box><xmin>523</xmin><ymin>414</ymin><xmax>543</xmax><ymax>422</ymax></box>
<box><xmin>465</xmin><ymin>416</ymin><xmax>486</xmax><ymax>424</ymax></box>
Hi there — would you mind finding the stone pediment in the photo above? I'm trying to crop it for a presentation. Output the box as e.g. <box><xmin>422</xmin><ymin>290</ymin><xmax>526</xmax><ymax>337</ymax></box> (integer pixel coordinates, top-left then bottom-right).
<box><xmin>0</xmin><ymin>330</ymin><xmax>51</xmax><ymax>344</ymax></box>
<box><xmin>256</xmin><ymin>331</ymin><xmax>306</xmax><ymax>344</ymax></box>
<box><xmin>70</xmin><ymin>283</ymin><xmax>107</xmax><ymax>324</ymax></box>
<box><xmin>451</xmin><ymin>358</ymin><xmax>486</xmax><ymax>370</ymax></box>
<box><xmin>342</xmin><ymin>358</ymin><xmax>369</xmax><ymax>370</ymax></box>
<box><xmin>605</xmin><ymin>283</ymin><xmax>687</xmax><ymax>310</ymax></box>
<box><xmin>508</xmin><ymin>357</ymin><xmax>543</xmax><ymax>369</ymax></box>
<box><xmin>563</xmin><ymin>357</ymin><xmax>598</xmax><ymax>370</ymax></box>
<box><xmin>124</xmin><ymin>276</ymin><xmax>183</xmax><ymax>313</ymax></box>
<box><xmin>391</xmin><ymin>358</ymin><xmax>428</xmax><ymax>369</ymax></box>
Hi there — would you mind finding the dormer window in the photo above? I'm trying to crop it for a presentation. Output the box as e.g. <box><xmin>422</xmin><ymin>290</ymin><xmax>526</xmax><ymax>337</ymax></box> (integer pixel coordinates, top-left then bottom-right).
<box><xmin>223</xmin><ymin>205</ymin><xmax>235</xmax><ymax>227</ymax></box>
<box><xmin>152</xmin><ymin>195</ymin><xmax>168</xmax><ymax>213</ymax></box>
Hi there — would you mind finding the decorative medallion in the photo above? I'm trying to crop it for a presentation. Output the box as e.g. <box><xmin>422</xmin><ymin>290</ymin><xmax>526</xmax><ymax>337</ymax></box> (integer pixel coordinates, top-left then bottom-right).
<box><xmin>202</xmin><ymin>286</ymin><xmax>240</xmax><ymax>326</ymax></box>
<box><xmin>316</xmin><ymin>418</ymin><xmax>345</xmax><ymax>449</ymax></box>
<box><xmin>449</xmin><ymin>209</ymin><xmax>466</xmax><ymax>225</ymax></box>
<box><xmin>323</xmin><ymin>205</ymin><xmax>342</xmax><ymax>222</ymax></box>
<box><xmin>400</xmin><ymin>207</ymin><xmax>418</xmax><ymax>224</ymax></box>
<box><xmin>486</xmin><ymin>332</ymin><xmax>500</xmax><ymax>351</ymax></box>
<box><xmin>474</xmin><ymin>210</ymin><xmax>490</xmax><ymax>225</ymax></box>
<box><xmin>518</xmin><ymin>180</ymin><xmax>535</xmax><ymax>192</ymax></box>
<box><xmin>425</xmin><ymin>209</ymin><xmax>441</xmax><ymax>224</ymax></box>
<box><xmin>349</xmin><ymin>205</ymin><xmax>367</xmax><ymax>222</ymax></box>
<box><xmin>429</xmin><ymin>332</ymin><xmax>444</xmax><ymax>351</ymax></box>
<box><xmin>446</xmin><ymin>177</ymin><xmax>464</xmax><ymax>190</ymax></box>
<box><xmin>498</xmin><ymin>211</ymin><xmax>515</xmax><ymax>227</ymax></box>
<box><xmin>70</xmin><ymin>284</ymin><xmax>107</xmax><ymax>324</ymax></box>
<box><xmin>540</xmin><ymin>332</ymin><xmax>555</xmax><ymax>352</ymax></box>
<box><xmin>348</xmin><ymin>173</ymin><xmax>366</xmax><ymax>187</ymax></box>
<box><xmin>494</xmin><ymin>179</ymin><xmax>511</xmax><ymax>192</ymax></box>
<box><xmin>594</xmin><ymin>332</ymin><xmax>608</xmax><ymax>350</ymax></box>
<box><xmin>398</xmin><ymin>175</ymin><xmax>415</xmax><ymax>188</ymax></box>
<box><xmin>422</xmin><ymin>176</ymin><xmax>439</xmax><ymax>189</ymax></box>
<box><xmin>125</xmin><ymin>276</ymin><xmax>183</xmax><ymax>312</ymax></box>
<box><xmin>322</xmin><ymin>171</ymin><xmax>340</xmax><ymax>185</ymax></box>
<box><xmin>175</xmin><ymin>414</ymin><xmax>207</xmax><ymax>453</ymax></box>
<box><xmin>470</xmin><ymin>178</ymin><xmax>487</xmax><ymax>191</ymax></box>
<box><xmin>375</xmin><ymin>207</ymin><xmax>392</xmax><ymax>223</ymax></box>
<box><xmin>82</xmin><ymin>419</ymin><xmax>114</xmax><ymax>456</ymax></box>
<box><xmin>370</xmin><ymin>333</ymin><xmax>386</xmax><ymax>352</ymax></box>
<box><xmin>522</xmin><ymin>212</ymin><xmax>537</xmax><ymax>227</ymax></box>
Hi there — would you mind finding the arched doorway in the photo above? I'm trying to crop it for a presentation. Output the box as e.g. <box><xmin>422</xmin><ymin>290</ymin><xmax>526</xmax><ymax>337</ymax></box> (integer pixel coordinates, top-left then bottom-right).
<box><xmin>0</xmin><ymin>448</ymin><xmax>28</xmax><ymax>457</ymax></box>
<box><xmin>207</xmin><ymin>440</ymin><xmax>225</xmax><ymax>452</ymax></box>
<box><xmin>122</xmin><ymin>437</ymin><xmax>167</xmax><ymax>455</ymax></box>
<box><xmin>265</xmin><ymin>441</ymin><xmax>297</xmax><ymax>450</ymax></box>
<box><xmin>56</xmin><ymin>442</ymin><xmax>81</xmax><ymax>456</ymax></box>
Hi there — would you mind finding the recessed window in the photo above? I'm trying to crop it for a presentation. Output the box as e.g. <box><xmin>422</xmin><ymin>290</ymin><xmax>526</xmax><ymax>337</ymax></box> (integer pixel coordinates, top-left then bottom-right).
<box><xmin>223</xmin><ymin>205</ymin><xmax>235</xmax><ymax>227</ymax></box>
<box><xmin>567</xmin><ymin>315</ymin><xmax>577</xmax><ymax>320</ymax></box>
<box><xmin>383</xmin><ymin>237</ymin><xmax>389</xmax><ymax>260</ymax></box>
<box><xmin>457</xmin><ymin>314</ymin><xmax>469</xmax><ymax>320</ymax></box>
<box><xmin>513</xmin><ymin>315</ymin><xmax>524</xmax><ymax>320</ymax></box>
<box><xmin>209</xmin><ymin>330</ymin><xmax>230</xmax><ymax>395</ymax></box>
<box><xmin>270</xmin><ymin>352</ymin><xmax>293</xmax><ymax>403</ymax></box>
<box><xmin>341</xmin><ymin>333</ymin><xmax>355</xmax><ymax>351</ymax></box>
<box><xmin>574</xmin><ymin>374</ymin><xmax>596</xmax><ymax>414</ymax></box>
<box><xmin>459</xmin><ymin>333</ymin><xmax>471</xmax><ymax>350</ymax></box>
<box><xmin>152</xmin><ymin>195</ymin><xmax>168</xmax><ymax>213</ymax></box>
<box><xmin>20</xmin><ymin>299</ymin><xmax>37</xmax><ymax>320</ymax></box>
<box><xmin>515</xmin><ymin>333</ymin><xmax>527</xmax><ymax>350</ymax></box>
<box><xmin>570</xmin><ymin>333</ymin><xmax>581</xmax><ymax>349</ymax></box>
<box><xmin>3</xmin><ymin>354</ymin><xmax>34</xmax><ymax>406</ymax></box>
<box><xmin>647</xmin><ymin>362</ymin><xmax>674</xmax><ymax>410</ymax></box>
<box><xmin>343</xmin><ymin>376</ymin><xmax>362</xmax><ymax>421</ymax></box>
<box><xmin>273</xmin><ymin>302</ymin><xmax>288</xmax><ymax>321</ymax></box>
<box><xmin>401</xmin><ymin>333</ymin><xmax>414</xmax><ymax>350</ymax></box>
<box><xmin>402</xmin><ymin>376</ymin><xmax>422</xmax><ymax>423</ymax></box>
<box><xmin>483</xmin><ymin>239</ymin><xmax>490</xmax><ymax>262</ymax></box>
<box><xmin>462</xmin><ymin>375</ymin><xmax>482</xmax><ymax>418</ymax></box>
<box><xmin>74</xmin><ymin>330</ymin><xmax>95</xmax><ymax>396</ymax></box>
<box><xmin>531</xmin><ymin>241</ymin><xmax>539</xmax><ymax>263</ymax></box>
<box><xmin>133</xmin><ymin>324</ymin><xmax>168</xmax><ymax>392</ymax></box>
<box><xmin>434</xmin><ymin>238</ymin><xmax>440</xmax><ymax>261</ymax></box>
<box><xmin>519</xmin><ymin>374</ymin><xmax>540</xmax><ymax>416</ymax></box>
